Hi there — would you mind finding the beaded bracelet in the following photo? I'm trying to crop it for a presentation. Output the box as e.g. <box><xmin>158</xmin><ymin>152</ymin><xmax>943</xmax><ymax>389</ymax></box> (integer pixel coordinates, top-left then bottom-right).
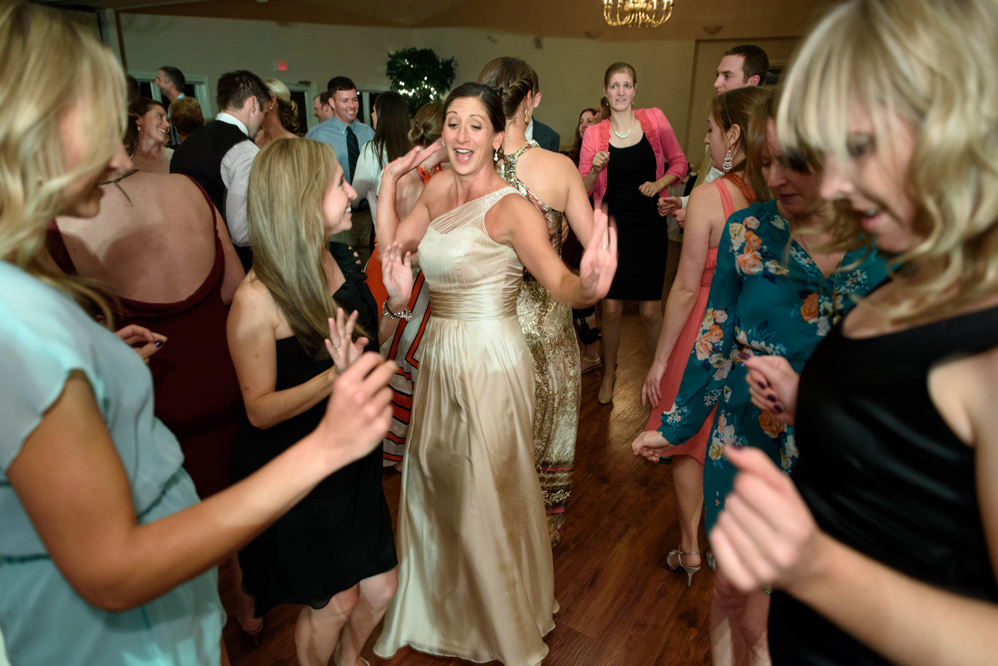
<box><xmin>382</xmin><ymin>301</ymin><xmax>413</xmax><ymax>321</ymax></box>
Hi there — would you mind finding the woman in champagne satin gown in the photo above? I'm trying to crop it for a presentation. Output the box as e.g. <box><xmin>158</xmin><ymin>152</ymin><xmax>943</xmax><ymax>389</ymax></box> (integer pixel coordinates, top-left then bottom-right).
<box><xmin>372</xmin><ymin>83</ymin><xmax>616</xmax><ymax>666</ymax></box>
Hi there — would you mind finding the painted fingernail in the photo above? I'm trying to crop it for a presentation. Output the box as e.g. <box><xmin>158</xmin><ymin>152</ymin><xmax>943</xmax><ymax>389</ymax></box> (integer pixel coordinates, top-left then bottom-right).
<box><xmin>767</xmin><ymin>393</ymin><xmax>777</xmax><ymax>401</ymax></box>
<box><xmin>739</xmin><ymin>350</ymin><xmax>750</xmax><ymax>359</ymax></box>
<box><xmin>154</xmin><ymin>339</ymin><xmax>164</xmax><ymax>347</ymax></box>
<box><xmin>773</xmin><ymin>405</ymin><xmax>783</xmax><ymax>413</ymax></box>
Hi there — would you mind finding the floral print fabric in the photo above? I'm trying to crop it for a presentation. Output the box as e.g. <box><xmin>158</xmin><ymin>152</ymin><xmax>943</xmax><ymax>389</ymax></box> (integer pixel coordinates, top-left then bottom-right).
<box><xmin>657</xmin><ymin>200</ymin><xmax>887</xmax><ymax>533</ymax></box>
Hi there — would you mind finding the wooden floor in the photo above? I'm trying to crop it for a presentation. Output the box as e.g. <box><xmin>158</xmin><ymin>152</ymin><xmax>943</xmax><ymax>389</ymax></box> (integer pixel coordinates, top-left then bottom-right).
<box><xmin>222</xmin><ymin>252</ymin><xmax>712</xmax><ymax>666</ymax></box>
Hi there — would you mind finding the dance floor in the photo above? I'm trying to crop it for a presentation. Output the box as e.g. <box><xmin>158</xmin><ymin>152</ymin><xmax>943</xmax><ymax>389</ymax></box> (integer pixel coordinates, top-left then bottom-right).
<box><xmin>223</xmin><ymin>248</ymin><xmax>712</xmax><ymax>665</ymax></box>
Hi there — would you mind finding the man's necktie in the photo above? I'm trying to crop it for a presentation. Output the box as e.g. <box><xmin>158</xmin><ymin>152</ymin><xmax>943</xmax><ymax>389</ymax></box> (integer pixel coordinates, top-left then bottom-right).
<box><xmin>346</xmin><ymin>125</ymin><xmax>359</xmax><ymax>183</ymax></box>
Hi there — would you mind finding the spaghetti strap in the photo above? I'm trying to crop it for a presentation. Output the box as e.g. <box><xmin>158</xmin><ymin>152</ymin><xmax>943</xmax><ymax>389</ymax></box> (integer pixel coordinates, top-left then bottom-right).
<box><xmin>714</xmin><ymin>179</ymin><xmax>736</xmax><ymax>219</ymax></box>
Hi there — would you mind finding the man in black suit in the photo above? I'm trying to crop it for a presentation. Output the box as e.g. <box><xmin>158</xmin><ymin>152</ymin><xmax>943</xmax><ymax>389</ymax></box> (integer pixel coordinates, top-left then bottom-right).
<box><xmin>525</xmin><ymin>71</ymin><xmax>560</xmax><ymax>151</ymax></box>
<box><xmin>170</xmin><ymin>70</ymin><xmax>269</xmax><ymax>270</ymax></box>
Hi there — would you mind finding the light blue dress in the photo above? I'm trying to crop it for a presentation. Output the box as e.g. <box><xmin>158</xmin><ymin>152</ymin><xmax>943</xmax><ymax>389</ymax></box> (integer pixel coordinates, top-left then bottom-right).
<box><xmin>657</xmin><ymin>201</ymin><xmax>888</xmax><ymax>534</ymax></box>
<box><xmin>0</xmin><ymin>262</ymin><xmax>225</xmax><ymax>666</ymax></box>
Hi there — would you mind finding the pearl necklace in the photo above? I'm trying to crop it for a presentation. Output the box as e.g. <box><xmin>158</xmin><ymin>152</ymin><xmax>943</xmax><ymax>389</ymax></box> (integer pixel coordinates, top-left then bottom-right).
<box><xmin>612</xmin><ymin>112</ymin><xmax>635</xmax><ymax>139</ymax></box>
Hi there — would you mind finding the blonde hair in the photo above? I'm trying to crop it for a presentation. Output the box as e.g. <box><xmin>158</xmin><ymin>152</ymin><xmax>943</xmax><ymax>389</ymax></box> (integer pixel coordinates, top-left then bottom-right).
<box><xmin>0</xmin><ymin>1</ymin><xmax>125</xmax><ymax>323</ymax></box>
<box><xmin>263</xmin><ymin>78</ymin><xmax>301</xmax><ymax>136</ymax></box>
<box><xmin>778</xmin><ymin>0</ymin><xmax>998</xmax><ymax>322</ymax></box>
<box><xmin>248</xmin><ymin>139</ymin><xmax>359</xmax><ymax>357</ymax></box>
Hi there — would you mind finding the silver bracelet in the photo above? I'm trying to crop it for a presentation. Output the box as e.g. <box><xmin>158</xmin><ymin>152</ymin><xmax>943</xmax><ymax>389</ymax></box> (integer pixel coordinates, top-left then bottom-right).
<box><xmin>382</xmin><ymin>301</ymin><xmax>413</xmax><ymax>321</ymax></box>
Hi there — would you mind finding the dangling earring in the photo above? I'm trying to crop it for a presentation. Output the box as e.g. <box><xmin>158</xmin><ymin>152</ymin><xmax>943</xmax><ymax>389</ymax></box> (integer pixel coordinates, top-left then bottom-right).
<box><xmin>494</xmin><ymin>148</ymin><xmax>499</xmax><ymax>162</ymax></box>
<box><xmin>722</xmin><ymin>147</ymin><xmax>733</xmax><ymax>173</ymax></box>
<box><xmin>524</xmin><ymin>108</ymin><xmax>532</xmax><ymax>125</ymax></box>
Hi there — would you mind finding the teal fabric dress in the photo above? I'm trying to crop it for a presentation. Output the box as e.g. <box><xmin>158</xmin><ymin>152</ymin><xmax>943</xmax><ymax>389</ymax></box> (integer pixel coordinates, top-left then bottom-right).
<box><xmin>656</xmin><ymin>201</ymin><xmax>888</xmax><ymax>534</ymax></box>
<box><xmin>0</xmin><ymin>262</ymin><xmax>225</xmax><ymax>666</ymax></box>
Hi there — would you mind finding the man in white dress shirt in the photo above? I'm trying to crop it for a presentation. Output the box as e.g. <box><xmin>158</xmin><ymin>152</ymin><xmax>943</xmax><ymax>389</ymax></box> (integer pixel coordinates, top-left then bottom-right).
<box><xmin>170</xmin><ymin>70</ymin><xmax>269</xmax><ymax>270</ymax></box>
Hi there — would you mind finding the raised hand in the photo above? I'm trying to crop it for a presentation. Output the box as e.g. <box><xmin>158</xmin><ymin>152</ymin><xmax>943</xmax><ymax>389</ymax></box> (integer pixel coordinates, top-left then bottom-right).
<box><xmin>577</xmin><ymin>205</ymin><xmax>618</xmax><ymax>304</ymax></box>
<box><xmin>115</xmin><ymin>324</ymin><xmax>166</xmax><ymax>362</ymax></box>
<box><xmin>710</xmin><ymin>445</ymin><xmax>823</xmax><ymax>593</ymax></box>
<box><xmin>314</xmin><ymin>352</ymin><xmax>397</xmax><ymax>469</ymax></box>
<box><xmin>631</xmin><ymin>429</ymin><xmax>675</xmax><ymax>463</ymax></box>
<box><xmin>641</xmin><ymin>359</ymin><xmax>667</xmax><ymax>407</ymax></box>
<box><xmin>742</xmin><ymin>353</ymin><xmax>799</xmax><ymax>425</ymax></box>
<box><xmin>657</xmin><ymin>196</ymin><xmax>682</xmax><ymax>218</ymax></box>
<box><xmin>380</xmin><ymin>241</ymin><xmax>414</xmax><ymax>307</ymax></box>
<box><xmin>383</xmin><ymin>143</ymin><xmax>443</xmax><ymax>182</ymax></box>
<box><xmin>324</xmin><ymin>309</ymin><xmax>369</xmax><ymax>373</ymax></box>
<box><xmin>591</xmin><ymin>150</ymin><xmax>610</xmax><ymax>173</ymax></box>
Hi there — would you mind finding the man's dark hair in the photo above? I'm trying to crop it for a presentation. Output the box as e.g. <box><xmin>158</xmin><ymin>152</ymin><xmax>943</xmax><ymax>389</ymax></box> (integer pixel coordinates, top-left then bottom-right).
<box><xmin>327</xmin><ymin>76</ymin><xmax>357</xmax><ymax>94</ymax></box>
<box><xmin>159</xmin><ymin>65</ymin><xmax>186</xmax><ymax>91</ymax></box>
<box><xmin>125</xmin><ymin>74</ymin><xmax>141</xmax><ymax>105</ymax></box>
<box><xmin>216</xmin><ymin>70</ymin><xmax>269</xmax><ymax>113</ymax></box>
<box><xmin>723</xmin><ymin>45</ymin><xmax>770</xmax><ymax>85</ymax></box>
<box><xmin>319</xmin><ymin>91</ymin><xmax>331</xmax><ymax>105</ymax></box>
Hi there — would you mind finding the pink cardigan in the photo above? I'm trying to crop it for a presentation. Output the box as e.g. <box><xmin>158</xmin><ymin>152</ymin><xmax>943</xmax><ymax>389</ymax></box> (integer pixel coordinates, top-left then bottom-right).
<box><xmin>579</xmin><ymin>107</ymin><xmax>689</xmax><ymax>208</ymax></box>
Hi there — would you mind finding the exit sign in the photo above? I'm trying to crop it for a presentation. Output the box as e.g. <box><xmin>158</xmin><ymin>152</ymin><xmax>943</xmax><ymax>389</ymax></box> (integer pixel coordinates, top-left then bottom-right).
<box><xmin>277</xmin><ymin>61</ymin><xmax>287</xmax><ymax>71</ymax></box>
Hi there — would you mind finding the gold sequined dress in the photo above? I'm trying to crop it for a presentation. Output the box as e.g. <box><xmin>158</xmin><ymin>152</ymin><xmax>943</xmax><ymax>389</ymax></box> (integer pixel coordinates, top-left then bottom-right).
<box><xmin>374</xmin><ymin>187</ymin><xmax>557</xmax><ymax>666</ymax></box>
<box><xmin>501</xmin><ymin>141</ymin><xmax>582</xmax><ymax>546</ymax></box>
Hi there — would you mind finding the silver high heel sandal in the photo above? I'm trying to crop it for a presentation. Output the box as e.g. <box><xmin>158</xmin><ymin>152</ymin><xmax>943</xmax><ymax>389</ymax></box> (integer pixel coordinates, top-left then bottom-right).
<box><xmin>667</xmin><ymin>549</ymin><xmax>701</xmax><ymax>588</ymax></box>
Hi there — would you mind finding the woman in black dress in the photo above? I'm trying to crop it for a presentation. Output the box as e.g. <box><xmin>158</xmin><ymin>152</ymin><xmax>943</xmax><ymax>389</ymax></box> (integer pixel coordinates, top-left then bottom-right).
<box><xmin>227</xmin><ymin>138</ymin><xmax>413</xmax><ymax>665</ymax></box>
<box><xmin>579</xmin><ymin>62</ymin><xmax>689</xmax><ymax>404</ymax></box>
<box><xmin>712</xmin><ymin>1</ymin><xmax>998</xmax><ymax>664</ymax></box>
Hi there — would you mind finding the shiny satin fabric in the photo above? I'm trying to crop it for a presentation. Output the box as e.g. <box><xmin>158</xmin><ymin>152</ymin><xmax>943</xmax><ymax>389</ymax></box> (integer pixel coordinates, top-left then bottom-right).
<box><xmin>375</xmin><ymin>188</ymin><xmax>558</xmax><ymax>666</ymax></box>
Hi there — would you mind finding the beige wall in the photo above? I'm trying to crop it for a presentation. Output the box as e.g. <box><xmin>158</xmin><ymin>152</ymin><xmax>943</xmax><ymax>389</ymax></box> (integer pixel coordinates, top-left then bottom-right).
<box><xmin>119</xmin><ymin>15</ymin><xmax>794</xmax><ymax>158</ymax></box>
<box><xmin>118</xmin><ymin>14</ymin><xmax>414</xmax><ymax>117</ymax></box>
<box><xmin>415</xmin><ymin>28</ymin><xmax>695</xmax><ymax>152</ymax></box>
<box><xmin>682</xmin><ymin>37</ymin><xmax>801</xmax><ymax>158</ymax></box>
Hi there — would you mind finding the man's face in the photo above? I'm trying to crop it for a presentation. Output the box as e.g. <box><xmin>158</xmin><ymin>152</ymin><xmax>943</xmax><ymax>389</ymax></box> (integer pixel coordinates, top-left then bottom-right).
<box><xmin>246</xmin><ymin>98</ymin><xmax>268</xmax><ymax>139</ymax></box>
<box><xmin>314</xmin><ymin>96</ymin><xmax>333</xmax><ymax>122</ymax></box>
<box><xmin>331</xmin><ymin>88</ymin><xmax>359</xmax><ymax>124</ymax></box>
<box><xmin>714</xmin><ymin>55</ymin><xmax>750</xmax><ymax>94</ymax></box>
<box><xmin>154</xmin><ymin>69</ymin><xmax>172</xmax><ymax>95</ymax></box>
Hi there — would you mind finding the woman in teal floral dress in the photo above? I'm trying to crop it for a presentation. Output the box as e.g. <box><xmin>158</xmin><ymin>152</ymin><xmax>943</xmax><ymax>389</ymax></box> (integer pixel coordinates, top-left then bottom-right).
<box><xmin>633</xmin><ymin>96</ymin><xmax>888</xmax><ymax>665</ymax></box>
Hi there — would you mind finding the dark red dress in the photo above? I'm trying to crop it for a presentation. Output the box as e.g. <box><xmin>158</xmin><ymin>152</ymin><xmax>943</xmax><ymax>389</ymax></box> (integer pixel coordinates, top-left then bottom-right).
<box><xmin>46</xmin><ymin>179</ymin><xmax>241</xmax><ymax>498</ymax></box>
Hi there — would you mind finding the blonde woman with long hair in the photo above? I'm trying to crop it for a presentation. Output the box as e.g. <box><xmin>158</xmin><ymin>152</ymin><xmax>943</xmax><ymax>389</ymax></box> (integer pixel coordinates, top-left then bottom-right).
<box><xmin>226</xmin><ymin>138</ymin><xmax>412</xmax><ymax>666</ymax></box>
<box><xmin>712</xmin><ymin>1</ymin><xmax>998</xmax><ymax>665</ymax></box>
<box><xmin>254</xmin><ymin>78</ymin><xmax>300</xmax><ymax>148</ymax></box>
<box><xmin>0</xmin><ymin>4</ymin><xmax>395</xmax><ymax>665</ymax></box>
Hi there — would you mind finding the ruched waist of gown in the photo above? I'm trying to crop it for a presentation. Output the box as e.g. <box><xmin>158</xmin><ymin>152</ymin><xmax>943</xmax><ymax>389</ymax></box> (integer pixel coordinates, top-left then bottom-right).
<box><xmin>429</xmin><ymin>289</ymin><xmax>519</xmax><ymax>320</ymax></box>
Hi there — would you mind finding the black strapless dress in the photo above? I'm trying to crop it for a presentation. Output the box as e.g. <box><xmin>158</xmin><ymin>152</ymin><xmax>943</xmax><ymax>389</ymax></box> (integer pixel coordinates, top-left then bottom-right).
<box><xmin>229</xmin><ymin>271</ymin><xmax>397</xmax><ymax>616</ymax></box>
<box><xmin>768</xmin><ymin>304</ymin><xmax>998</xmax><ymax>664</ymax></box>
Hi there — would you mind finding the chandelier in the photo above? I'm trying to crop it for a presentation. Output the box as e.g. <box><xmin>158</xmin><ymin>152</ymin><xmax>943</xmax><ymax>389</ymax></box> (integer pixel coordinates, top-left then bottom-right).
<box><xmin>603</xmin><ymin>0</ymin><xmax>674</xmax><ymax>27</ymax></box>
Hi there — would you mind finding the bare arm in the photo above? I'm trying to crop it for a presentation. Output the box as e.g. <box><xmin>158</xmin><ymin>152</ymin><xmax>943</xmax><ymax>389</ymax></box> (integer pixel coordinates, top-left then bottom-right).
<box><xmin>214</xmin><ymin>199</ymin><xmax>245</xmax><ymax>305</ymax></box>
<box><xmin>227</xmin><ymin>279</ymin><xmax>335</xmax><ymax>430</ymax></box>
<box><xmin>376</xmin><ymin>145</ymin><xmax>441</xmax><ymax>255</ymax></box>
<box><xmin>490</xmin><ymin>194</ymin><xmax>616</xmax><ymax>309</ymax></box>
<box><xmin>7</xmin><ymin>353</ymin><xmax>395</xmax><ymax>612</ymax></box>
<box><xmin>561</xmin><ymin>157</ymin><xmax>595</xmax><ymax>249</ymax></box>
<box><xmin>642</xmin><ymin>184</ymin><xmax>723</xmax><ymax>406</ymax></box>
